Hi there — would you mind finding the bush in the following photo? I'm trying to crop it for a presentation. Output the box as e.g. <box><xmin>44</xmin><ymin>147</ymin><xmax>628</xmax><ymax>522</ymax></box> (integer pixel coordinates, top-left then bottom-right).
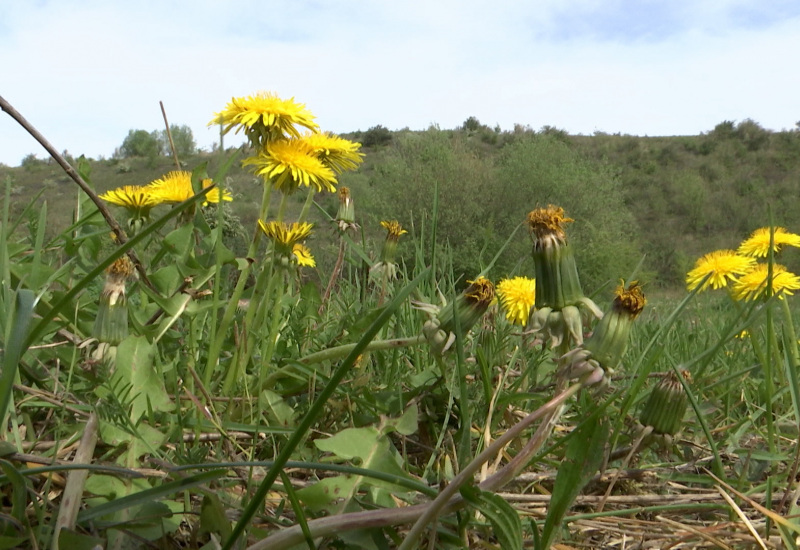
<box><xmin>361</xmin><ymin>125</ymin><xmax>393</xmax><ymax>148</ymax></box>
<box><xmin>119</xmin><ymin>129</ymin><xmax>164</xmax><ymax>158</ymax></box>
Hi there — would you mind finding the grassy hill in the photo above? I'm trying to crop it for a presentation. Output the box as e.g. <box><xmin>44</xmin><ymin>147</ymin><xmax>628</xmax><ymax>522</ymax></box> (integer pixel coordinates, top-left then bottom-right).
<box><xmin>3</xmin><ymin>118</ymin><xmax>799</xmax><ymax>291</ymax></box>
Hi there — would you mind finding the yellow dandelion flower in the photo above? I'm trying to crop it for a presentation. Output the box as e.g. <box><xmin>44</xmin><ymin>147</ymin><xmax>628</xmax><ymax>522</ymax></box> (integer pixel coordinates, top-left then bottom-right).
<box><xmin>292</xmin><ymin>243</ymin><xmax>316</xmax><ymax>267</ymax></box>
<box><xmin>244</xmin><ymin>139</ymin><xmax>337</xmax><ymax>194</ymax></box>
<box><xmin>210</xmin><ymin>92</ymin><xmax>319</xmax><ymax>144</ymax></box>
<box><xmin>731</xmin><ymin>263</ymin><xmax>800</xmax><ymax>301</ymax></box>
<box><xmin>497</xmin><ymin>277</ymin><xmax>536</xmax><ymax>326</ymax></box>
<box><xmin>686</xmin><ymin>250</ymin><xmax>756</xmax><ymax>291</ymax></box>
<box><xmin>380</xmin><ymin>220</ymin><xmax>408</xmax><ymax>241</ymax></box>
<box><xmin>737</xmin><ymin>227</ymin><xmax>800</xmax><ymax>257</ymax></box>
<box><xmin>299</xmin><ymin>132</ymin><xmax>364</xmax><ymax>173</ymax></box>
<box><xmin>147</xmin><ymin>171</ymin><xmax>232</xmax><ymax>205</ymax></box>
<box><xmin>99</xmin><ymin>185</ymin><xmax>161</xmax><ymax>216</ymax></box>
<box><xmin>258</xmin><ymin>220</ymin><xmax>313</xmax><ymax>248</ymax></box>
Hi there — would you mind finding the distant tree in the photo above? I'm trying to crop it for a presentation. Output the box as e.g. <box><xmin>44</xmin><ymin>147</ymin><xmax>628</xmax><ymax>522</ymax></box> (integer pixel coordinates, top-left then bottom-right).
<box><xmin>160</xmin><ymin>124</ymin><xmax>196</xmax><ymax>158</ymax></box>
<box><xmin>735</xmin><ymin>119</ymin><xmax>770</xmax><ymax>151</ymax></box>
<box><xmin>361</xmin><ymin>125</ymin><xmax>393</xmax><ymax>148</ymax></box>
<box><xmin>461</xmin><ymin>116</ymin><xmax>482</xmax><ymax>132</ymax></box>
<box><xmin>120</xmin><ymin>129</ymin><xmax>163</xmax><ymax>158</ymax></box>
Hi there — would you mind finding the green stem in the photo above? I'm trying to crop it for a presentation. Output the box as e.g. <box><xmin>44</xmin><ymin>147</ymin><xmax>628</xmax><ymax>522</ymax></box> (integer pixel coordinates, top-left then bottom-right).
<box><xmin>258</xmin><ymin>268</ymin><xmax>288</xmax><ymax>391</ymax></box>
<box><xmin>222</xmin><ymin>268</ymin><xmax>430</xmax><ymax>550</ymax></box>
<box><xmin>294</xmin><ymin>335</ymin><xmax>426</xmax><ymax>367</ymax></box>
<box><xmin>204</xmin><ymin>181</ymin><xmax>273</xmax><ymax>387</ymax></box>
<box><xmin>297</xmin><ymin>187</ymin><xmax>316</xmax><ymax>223</ymax></box>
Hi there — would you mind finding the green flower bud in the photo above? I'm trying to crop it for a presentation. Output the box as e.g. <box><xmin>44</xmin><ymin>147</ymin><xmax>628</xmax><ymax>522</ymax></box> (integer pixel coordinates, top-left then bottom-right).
<box><xmin>640</xmin><ymin>370</ymin><xmax>690</xmax><ymax>436</ymax></box>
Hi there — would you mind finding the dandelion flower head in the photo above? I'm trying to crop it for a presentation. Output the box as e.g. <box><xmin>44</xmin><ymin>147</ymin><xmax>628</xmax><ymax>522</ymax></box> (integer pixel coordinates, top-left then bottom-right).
<box><xmin>613</xmin><ymin>280</ymin><xmax>646</xmax><ymax>319</ymax></box>
<box><xmin>147</xmin><ymin>171</ymin><xmax>232</xmax><ymax>205</ymax></box>
<box><xmin>300</xmin><ymin>132</ymin><xmax>364</xmax><ymax>174</ymax></box>
<box><xmin>99</xmin><ymin>185</ymin><xmax>162</xmax><ymax>214</ymax></box>
<box><xmin>686</xmin><ymin>250</ymin><xmax>755</xmax><ymax>292</ymax></box>
<box><xmin>211</xmin><ymin>92</ymin><xmax>319</xmax><ymax>144</ymax></box>
<box><xmin>497</xmin><ymin>277</ymin><xmax>536</xmax><ymax>326</ymax></box>
<box><xmin>380</xmin><ymin>220</ymin><xmax>408</xmax><ymax>241</ymax></box>
<box><xmin>244</xmin><ymin>139</ymin><xmax>337</xmax><ymax>194</ymax></box>
<box><xmin>737</xmin><ymin>227</ymin><xmax>800</xmax><ymax>258</ymax></box>
<box><xmin>292</xmin><ymin>243</ymin><xmax>316</xmax><ymax>267</ymax></box>
<box><xmin>526</xmin><ymin>205</ymin><xmax>573</xmax><ymax>245</ymax></box>
<box><xmin>731</xmin><ymin>263</ymin><xmax>800</xmax><ymax>301</ymax></box>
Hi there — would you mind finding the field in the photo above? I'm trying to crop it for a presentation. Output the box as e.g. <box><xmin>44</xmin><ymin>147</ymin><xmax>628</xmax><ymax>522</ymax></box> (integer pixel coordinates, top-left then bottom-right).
<box><xmin>2</xmin><ymin>96</ymin><xmax>800</xmax><ymax>549</ymax></box>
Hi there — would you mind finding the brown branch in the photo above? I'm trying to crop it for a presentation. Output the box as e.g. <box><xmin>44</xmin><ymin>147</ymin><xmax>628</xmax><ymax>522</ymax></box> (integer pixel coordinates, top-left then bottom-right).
<box><xmin>160</xmin><ymin>101</ymin><xmax>181</xmax><ymax>170</ymax></box>
<box><xmin>0</xmin><ymin>94</ymin><xmax>155</xmax><ymax>291</ymax></box>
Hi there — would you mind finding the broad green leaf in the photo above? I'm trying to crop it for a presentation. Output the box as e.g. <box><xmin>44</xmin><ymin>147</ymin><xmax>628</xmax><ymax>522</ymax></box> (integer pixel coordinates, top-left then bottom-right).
<box><xmin>199</xmin><ymin>494</ymin><xmax>232</xmax><ymax>539</ymax></box>
<box><xmin>392</xmin><ymin>402</ymin><xmax>419</xmax><ymax>436</ymax></box>
<box><xmin>57</xmin><ymin>530</ymin><xmax>106</xmax><ymax>550</ymax></box>
<box><xmin>260</xmin><ymin>389</ymin><xmax>296</xmax><ymax>427</ymax></box>
<box><xmin>296</xmin><ymin>475</ymin><xmax>358</xmax><ymax>515</ymax></box>
<box><xmin>111</xmin><ymin>335</ymin><xmax>173</xmax><ymax>422</ymax></box>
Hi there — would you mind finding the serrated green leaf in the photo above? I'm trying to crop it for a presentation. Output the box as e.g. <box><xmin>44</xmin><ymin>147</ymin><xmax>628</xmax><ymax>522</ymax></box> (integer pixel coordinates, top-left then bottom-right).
<box><xmin>111</xmin><ymin>335</ymin><xmax>173</xmax><ymax>422</ymax></box>
<box><xmin>540</xmin><ymin>414</ymin><xmax>609</xmax><ymax>549</ymax></box>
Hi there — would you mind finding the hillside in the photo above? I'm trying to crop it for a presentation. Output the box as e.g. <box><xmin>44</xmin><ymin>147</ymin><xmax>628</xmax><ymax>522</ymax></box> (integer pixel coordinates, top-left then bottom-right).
<box><xmin>2</xmin><ymin>118</ymin><xmax>799</xmax><ymax>290</ymax></box>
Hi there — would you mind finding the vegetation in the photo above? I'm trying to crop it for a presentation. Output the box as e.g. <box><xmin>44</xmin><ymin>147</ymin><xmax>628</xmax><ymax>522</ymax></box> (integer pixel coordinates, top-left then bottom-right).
<box><xmin>2</xmin><ymin>96</ymin><xmax>800</xmax><ymax>549</ymax></box>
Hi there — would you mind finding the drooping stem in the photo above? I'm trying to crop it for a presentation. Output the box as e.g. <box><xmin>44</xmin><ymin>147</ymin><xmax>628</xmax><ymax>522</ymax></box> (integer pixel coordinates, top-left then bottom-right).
<box><xmin>252</xmin><ymin>371</ymin><xmax>597</xmax><ymax>550</ymax></box>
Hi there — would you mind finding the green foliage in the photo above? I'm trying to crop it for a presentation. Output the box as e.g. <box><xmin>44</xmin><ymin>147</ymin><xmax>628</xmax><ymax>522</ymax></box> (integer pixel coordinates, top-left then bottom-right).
<box><xmin>119</xmin><ymin>129</ymin><xmax>163</xmax><ymax>159</ymax></box>
<box><xmin>160</xmin><ymin>124</ymin><xmax>196</xmax><ymax>158</ymax></box>
<box><xmin>359</xmin><ymin>124</ymin><xmax>393</xmax><ymax>147</ymax></box>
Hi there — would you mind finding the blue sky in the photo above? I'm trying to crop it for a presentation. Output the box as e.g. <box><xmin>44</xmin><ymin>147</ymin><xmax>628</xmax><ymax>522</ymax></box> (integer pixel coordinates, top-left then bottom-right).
<box><xmin>1</xmin><ymin>0</ymin><xmax>799</xmax><ymax>166</ymax></box>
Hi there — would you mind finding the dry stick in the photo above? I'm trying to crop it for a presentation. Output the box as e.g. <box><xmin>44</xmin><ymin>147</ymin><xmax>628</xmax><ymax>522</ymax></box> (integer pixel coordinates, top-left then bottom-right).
<box><xmin>595</xmin><ymin>425</ymin><xmax>653</xmax><ymax>513</ymax></box>
<box><xmin>319</xmin><ymin>238</ymin><xmax>346</xmax><ymax>315</ymax></box>
<box><xmin>52</xmin><ymin>413</ymin><xmax>98</xmax><ymax>549</ymax></box>
<box><xmin>0</xmin><ymin>94</ymin><xmax>155</xmax><ymax>291</ymax></box>
<box><xmin>250</xmin><ymin>372</ymin><xmax>595</xmax><ymax>550</ymax></box>
<box><xmin>160</xmin><ymin>101</ymin><xmax>181</xmax><ymax>170</ymax></box>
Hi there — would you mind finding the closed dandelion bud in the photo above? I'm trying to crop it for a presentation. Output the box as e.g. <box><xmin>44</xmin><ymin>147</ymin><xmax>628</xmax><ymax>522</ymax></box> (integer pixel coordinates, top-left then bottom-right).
<box><xmin>425</xmin><ymin>277</ymin><xmax>494</xmax><ymax>353</ymax></box>
<box><xmin>378</xmin><ymin>220</ymin><xmax>407</xmax><ymax>265</ymax></box>
<box><xmin>559</xmin><ymin>281</ymin><xmax>645</xmax><ymax>385</ymax></box>
<box><xmin>526</xmin><ymin>206</ymin><xmax>603</xmax><ymax>347</ymax></box>
<box><xmin>584</xmin><ymin>280</ymin><xmax>646</xmax><ymax>370</ymax></box>
<box><xmin>640</xmin><ymin>370</ymin><xmax>690</xmax><ymax>436</ymax></box>
<box><xmin>93</xmin><ymin>256</ymin><xmax>134</xmax><ymax>345</ymax></box>
<box><xmin>336</xmin><ymin>186</ymin><xmax>357</xmax><ymax>231</ymax></box>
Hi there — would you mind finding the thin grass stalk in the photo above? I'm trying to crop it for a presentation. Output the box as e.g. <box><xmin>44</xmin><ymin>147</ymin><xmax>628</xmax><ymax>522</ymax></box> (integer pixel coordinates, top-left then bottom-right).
<box><xmin>320</xmin><ymin>238</ymin><xmax>346</xmax><ymax>314</ymax></box>
<box><xmin>222</xmin><ymin>267</ymin><xmax>430</xmax><ymax>550</ymax></box>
